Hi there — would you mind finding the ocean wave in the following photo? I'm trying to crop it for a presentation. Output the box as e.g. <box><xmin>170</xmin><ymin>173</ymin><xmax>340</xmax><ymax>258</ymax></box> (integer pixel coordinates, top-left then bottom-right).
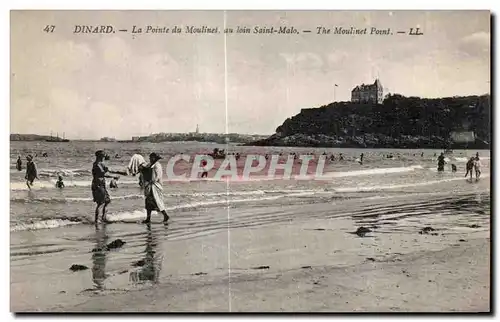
<box><xmin>334</xmin><ymin>174</ymin><xmax>489</xmax><ymax>192</ymax></box>
<box><xmin>10</xmin><ymin>194</ymin><xmax>144</xmax><ymax>204</ymax></box>
<box><xmin>107</xmin><ymin>192</ymin><xmax>316</xmax><ymax>222</ymax></box>
<box><xmin>10</xmin><ymin>192</ymin><xmax>318</xmax><ymax>230</ymax></box>
<box><xmin>10</xmin><ymin>217</ymin><xmax>88</xmax><ymax>232</ymax></box>
<box><xmin>10</xmin><ymin>179</ymin><xmax>139</xmax><ymax>191</ymax></box>
<box><xmin>10</xmin><ymin>174</ymin><xmax>489</xmax><ymax>232</ymax></box>
<box><xmin>321</xmin><ymin>165</ymin><xmax>424</xmax><ymax>178</ymax></box>
<box><xmin>11</xmin><ymin>165</ymin><xmax>434</xmax><ymax>191</ymax></box>
<box><xmin>38</xmin><ymin>168</ymin><xmax>91</xmax><ymax>177</ymax></box>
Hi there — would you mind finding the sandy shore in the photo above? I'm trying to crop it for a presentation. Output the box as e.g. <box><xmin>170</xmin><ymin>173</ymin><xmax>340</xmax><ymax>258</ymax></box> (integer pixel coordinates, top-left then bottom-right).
<box><xmin>46</xmin><ymin>215</ymin><xmax>489</xmax><ymax>312</ymax></box>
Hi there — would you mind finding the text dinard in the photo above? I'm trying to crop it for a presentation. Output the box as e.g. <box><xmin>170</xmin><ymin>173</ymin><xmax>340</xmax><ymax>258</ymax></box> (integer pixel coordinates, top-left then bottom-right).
<box><xmin>73</xmin><ymin>25</ymin><xmax>222</xmax><ymax>34</ymax></box>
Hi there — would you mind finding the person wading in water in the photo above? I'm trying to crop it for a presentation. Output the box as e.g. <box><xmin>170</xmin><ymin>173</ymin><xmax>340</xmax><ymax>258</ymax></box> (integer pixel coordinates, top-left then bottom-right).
<box><xmin>437</xmin><ymin>153</ymin><xmax>446</xmax><ymax>172</ymax></box>
<box><xmin>92</xmin><ymin>150</ymin><xmax>121</xmax><ymax>223</ymax></box>
<box><xmin>465</xmin><ymin>157</ymin><xmax>475</xmax><ymax>180</ymax></box>
<box><xmin>25</xmin><ymin>155</ymin><xmax>38</xmax><ymax>190</ymax></box>
<box><xmin>16</xmin><ymin>156</ymin><xmax>22</xmax><ymax>171</ymax></box>
<box><xmin>201</xmin><ymin>159</ymin><xmax>208</xmax><ymax>178</ymax></box>
<box><xmin>139</xmin><ymin>153</ymin><xmax>169</xmax><ymax>224</ymax></box>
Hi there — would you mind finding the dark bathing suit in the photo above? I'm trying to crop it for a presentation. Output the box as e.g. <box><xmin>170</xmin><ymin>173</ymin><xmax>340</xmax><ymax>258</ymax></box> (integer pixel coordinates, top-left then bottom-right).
<box><xmin>26</xmin><ymin>161</ymin><xmax>37</xmax><ymax>184</ymax></box>
<box><xmin>92</xmin><ymin>161</ymin><xmax>110</xmax><ymax>205</ymax></box>
<box><xmin>437</xmin><ymin>156</ymin><xmax>445</xmax><ymax>172</ymax></box>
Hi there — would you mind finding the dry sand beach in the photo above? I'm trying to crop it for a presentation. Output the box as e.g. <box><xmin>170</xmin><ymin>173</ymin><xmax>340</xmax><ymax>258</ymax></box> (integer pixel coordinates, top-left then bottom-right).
<box><xmin>10</xmin><ymin>142</ymin><xmax>490</xmax><ymax>312</ymax></box>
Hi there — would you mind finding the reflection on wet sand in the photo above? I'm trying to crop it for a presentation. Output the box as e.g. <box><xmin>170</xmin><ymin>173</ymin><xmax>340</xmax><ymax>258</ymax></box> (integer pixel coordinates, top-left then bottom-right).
<box><xmin>130</xmin><ymin>223</ymin><xmax>164</xmax><ymax>284</ymax></box>
<box><xmin>92</xmin><ymin>223</ymin><xmax>108</xmax><ymax>290</ymax></box>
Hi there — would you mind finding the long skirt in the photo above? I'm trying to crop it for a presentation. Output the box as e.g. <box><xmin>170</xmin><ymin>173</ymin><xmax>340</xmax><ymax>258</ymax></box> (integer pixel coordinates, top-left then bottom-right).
<box><xmin>144</xmin><ymin>183</ymin><xmax>165</xmax><ymax>212</ymax></box>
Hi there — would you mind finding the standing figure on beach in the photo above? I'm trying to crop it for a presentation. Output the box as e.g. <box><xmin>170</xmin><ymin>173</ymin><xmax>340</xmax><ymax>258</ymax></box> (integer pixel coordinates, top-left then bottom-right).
<box><xmin>437</xmin><ymin>153</ymin><xmax>445</xmax><ymax>172</ymax></box>
<box><xmin>465</xmin><ymin>157</ymin><xmax>475</xmax><ymax>180</ymax></box>
<box><xmin>474</xmin><ymin>154</ymin><xmax>481</xmax><ymax>180</ymax></box>
<box><xmin>16</xmin><ymin>156</ymin><xmax>22</xmax><ymax>171</ymax></box>
<box><xmin>92</xmin><ymin>150</ymin><xmax>120</xmax><ymax>223</ymax></box>
<box><xmin>140</xmin><ymin>153</ymin><xmax>169</xmax><ymax>224</ymax></box>
<box><xmin>25</xmin><ymin>155</ymin><xmax>38</xmax><ymax>190</ymax></box>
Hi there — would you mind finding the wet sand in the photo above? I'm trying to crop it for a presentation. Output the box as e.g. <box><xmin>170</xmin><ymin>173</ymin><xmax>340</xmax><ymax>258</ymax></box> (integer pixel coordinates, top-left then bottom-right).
<box><xmin>13</xmin><ymin>179</ymin><xmax>489</xmax><ymax>312</ymax></box>
<box><xmin>58</xmin><ymin>237</ymin><xmax>490</xmax><ymax>312</ymax></box>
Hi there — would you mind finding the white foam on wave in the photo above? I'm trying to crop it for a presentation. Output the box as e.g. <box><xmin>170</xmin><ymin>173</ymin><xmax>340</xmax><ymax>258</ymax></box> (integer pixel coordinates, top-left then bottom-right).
<box><xmin>10</xmin><ymin>174</ymin><xmax>489</xmax><ymax>232</ymax></box>
<box><xmin>334</xmin><ymin>174</ymin><xmax>489</xmax><ymax>192</ymax></box>
<box><xmin>11</xmin><ymin>194</ymin><xmax>145</xmax><ymax>203</ymax></box>
<box><xmin>10</xmin><ymin>219</ymin><xmax>82</xmax><ymax>232</ymax></box>
<box><xmin>166</xmin><ymin>176</ymin><xmax>279</xmax><ymax>183</ymax></box>
<box><xmin>10</xmin><ymin>179</ymin><xmax>139</xmax><ymax>191</ymax></box>
<box><xmin>11</xmin><ymin>165</ymin><xmax>431</xmax><ymax>191</ymax></box>
<box><xmin>105</xmin><ymin>192</ymin><xmax>318</xmax><ymax>223</ymax></box>
<box><xmin>452</xmin><ymin>156</ymin><xmax>490</xmax><ymax>162</ymax></box>
<box><xmin>320</xmin><ymin>165</ymin><xmax>423</xmax><ymax>179</ymax></box>
<box><xmin>168</xmin><ymin>189</ymin><xmax>320</xmax><ymax>198</ymax></box>
<box><xmin>38</xmin><ymin>168</ymin><xmax>90</xmax><ymax>177</ymax></box>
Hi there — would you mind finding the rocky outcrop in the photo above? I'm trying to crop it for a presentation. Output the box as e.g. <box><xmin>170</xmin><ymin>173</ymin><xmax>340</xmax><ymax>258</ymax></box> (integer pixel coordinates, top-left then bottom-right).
<box><xmin>245</xmin><ymin>94</ymin><xmax>490</xmax><ymax>149</ymax></box>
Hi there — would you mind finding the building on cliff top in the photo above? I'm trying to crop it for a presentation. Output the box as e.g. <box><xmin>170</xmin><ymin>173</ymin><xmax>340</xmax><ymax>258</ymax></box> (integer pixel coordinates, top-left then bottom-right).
<box><xmin>351</xmin><ymin>79</ymin><xmax>384</xmax><ymax>104</ymax></box>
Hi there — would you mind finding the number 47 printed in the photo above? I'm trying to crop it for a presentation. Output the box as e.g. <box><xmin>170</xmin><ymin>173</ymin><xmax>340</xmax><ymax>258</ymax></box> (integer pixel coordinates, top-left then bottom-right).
<box><xmin>43</xmin><ymin>25</ymin><xmax>55</xmax><ymax>33</ymax></box>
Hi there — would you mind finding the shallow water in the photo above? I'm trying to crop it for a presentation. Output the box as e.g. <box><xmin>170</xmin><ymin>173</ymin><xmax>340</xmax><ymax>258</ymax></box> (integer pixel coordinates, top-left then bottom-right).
<box><xmin>10</xmin><ymin>141</ymin><xmax>490</xmax><ymax>311</ymax></box>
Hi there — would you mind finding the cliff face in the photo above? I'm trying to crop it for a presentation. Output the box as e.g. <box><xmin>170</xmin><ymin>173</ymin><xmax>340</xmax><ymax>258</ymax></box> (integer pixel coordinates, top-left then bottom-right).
<box><xmin>248</xmin><ymin>94</ymin><xmax>490</xmax><ymax>149</ymax></box>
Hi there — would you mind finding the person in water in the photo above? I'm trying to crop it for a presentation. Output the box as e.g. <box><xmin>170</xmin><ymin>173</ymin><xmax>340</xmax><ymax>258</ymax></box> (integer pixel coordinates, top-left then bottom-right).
<box><xmin>110</xmin><ymin>177</ymin><xmax>118</xmax><ymax>189</ymax></box>
<box><xmin>359</xmin><ymin>153</ymin><xmax>364</xmax><ymax>165</ymax></box>
<box><xmin>465</xmin><ymin>157</ymin><xmax>475</xmax><ymax>180</ymax></box>
<box><xmin>16</xmin><ymin>156</ymin><xmax>22</xmax><ymax>171</ymax></box>
<box><xmin>437</xmin><ymin>153</ymin><xmax>446</xmax><ymax>172</ymax></box>
<box><xmin>339</xmin><ymin>153</ymin><xmax>344</xmax><ymax>161</ymax></box>
<box><xmin>201</xmin><ymin>159</ymin><xmax>208</xmax><ymax>178</ymax></box>
<box><xmin>56</xmin><ymin>175</ymin><xmax>65</xmax><ymax>189</ymax></box>
<box><xmin>92</xmin><ymin>150</ymin><xmax>120</xmax><ymax>223</ymax></box>
<box><xmin>451</xmin><ymin>164</ymin><xmax>457</xmax><ymax>173</ymax></box>
<box><xmin>474</xmin><ymin>154</ymin><xmax>481</xmax><ymax>180</ymax></box>
<box><xmin>25</xmin><ymin>155</ymin><xmax>38</xmax><ymax>190</ymax></box>
<box><xmin>140</xmin><ymin>153</ymin><xmax>169</xmax><ymax>224</ymax></box>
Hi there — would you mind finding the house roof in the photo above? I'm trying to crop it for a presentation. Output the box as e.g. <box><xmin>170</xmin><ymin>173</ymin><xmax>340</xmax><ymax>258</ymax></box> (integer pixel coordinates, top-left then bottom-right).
<box><xmin>352</xmin><ymin>79</ymin><xmax>382</xmax><ymax>92</ymax></box>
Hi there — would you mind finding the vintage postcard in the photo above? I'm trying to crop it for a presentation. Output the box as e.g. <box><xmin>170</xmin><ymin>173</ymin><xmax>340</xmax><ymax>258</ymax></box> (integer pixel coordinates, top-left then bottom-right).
<box><xmin>10</xmin><ymin>10</ymin><xmax>490</xmax><ymax>312</ymax></box>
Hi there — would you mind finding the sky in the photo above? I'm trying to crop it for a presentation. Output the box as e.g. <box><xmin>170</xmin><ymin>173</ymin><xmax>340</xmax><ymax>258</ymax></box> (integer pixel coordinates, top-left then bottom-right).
<box><xmin>11</xmin><ymin>10</ymin><xmax>490</xmax><ymax>140</ymax></box>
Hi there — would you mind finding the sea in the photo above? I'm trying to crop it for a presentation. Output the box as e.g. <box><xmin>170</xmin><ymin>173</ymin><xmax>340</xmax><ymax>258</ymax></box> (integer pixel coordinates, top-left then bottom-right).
<box><xmin>9</xmin><ymin>141</ymin><xmax>491</xmax><ymax>311</ymax></box>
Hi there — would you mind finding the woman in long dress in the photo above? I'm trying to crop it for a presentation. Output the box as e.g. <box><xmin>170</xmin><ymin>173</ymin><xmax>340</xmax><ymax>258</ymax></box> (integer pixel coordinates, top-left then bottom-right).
<box><xmin>140</xmin><ymin>153</ymin><xmax>169</xmax><ymax>224</ymax></box>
